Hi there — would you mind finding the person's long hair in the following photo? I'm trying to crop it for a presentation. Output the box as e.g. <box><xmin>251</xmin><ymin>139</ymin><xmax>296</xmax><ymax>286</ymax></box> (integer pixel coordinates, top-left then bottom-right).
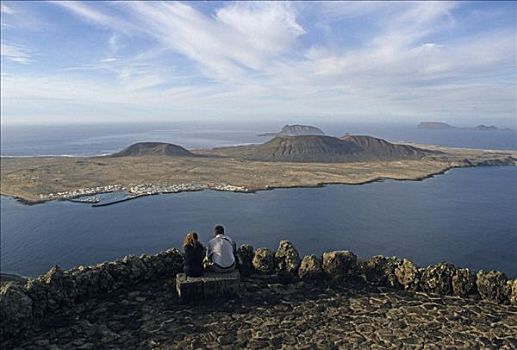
<box><xmin>183</xmin><ymin>232</ymin><xmax>198</xmax><ymax>248</ymax></box>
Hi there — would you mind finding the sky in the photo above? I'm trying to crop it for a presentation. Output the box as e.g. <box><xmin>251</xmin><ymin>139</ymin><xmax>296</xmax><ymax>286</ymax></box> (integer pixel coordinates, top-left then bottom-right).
<box><xmin>1</xmin><ymin>1</ymin><xmax>516</xmax><ymax>126</ymax></box>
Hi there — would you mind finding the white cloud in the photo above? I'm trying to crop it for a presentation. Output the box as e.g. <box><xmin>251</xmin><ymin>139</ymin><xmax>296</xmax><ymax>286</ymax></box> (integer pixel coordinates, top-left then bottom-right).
<box><xmin>1</xmin><ymin>1</ymin><xmax>515</xmax><ymax>125</ymax></box>
<box><xmin>1</xmin><ymin>42</ymin><xmax>31</xmax><ymax>63</ymax></box>
<box><xmin>99</xmin><ymin>57</ymin><xmax>117</xmax><ymax>63</ymax></box>
<box><xmin>1</xmin><ymin>3</ymin><xmax>15</xmax><ymax>15</ymax></box>
<box><xmin>123</xmin><ymin>1</ymin><xmax>304</xmax><ymax>80</ymax></box>
<box><xmin>50</xmin><ymin>1</ymin><xmax>132</xmax><ymax>33</ymax></box>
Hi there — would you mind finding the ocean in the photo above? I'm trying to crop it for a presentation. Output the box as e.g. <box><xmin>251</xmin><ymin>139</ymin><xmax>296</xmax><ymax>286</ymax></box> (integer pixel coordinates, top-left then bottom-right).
<box><xmin>1</xmin><ymin>121</ymin><xmax>516</xmax><ymax>157</ymax></box>
<box><xmin>1</xmin><ymin>122</ymin><xmax>516</xmax><ymax>277</ymax></box>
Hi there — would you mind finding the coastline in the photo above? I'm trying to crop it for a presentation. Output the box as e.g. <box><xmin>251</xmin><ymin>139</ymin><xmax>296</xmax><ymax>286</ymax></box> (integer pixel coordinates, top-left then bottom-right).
<box><xmin>0</xmin><ymin>162</ymin><xmax>514</xmax><ymax>206</ymax></box>
<box><xmin>1</xmin><ymin>139</ymin><xmax>516</xmax><ymax>206</ymax></box>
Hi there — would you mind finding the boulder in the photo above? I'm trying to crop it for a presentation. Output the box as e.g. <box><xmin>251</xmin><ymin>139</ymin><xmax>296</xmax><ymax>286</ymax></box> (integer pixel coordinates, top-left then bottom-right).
<box><xmin>275</xmin><ymin>240</ymin><xmax>301</xmax><ymax>275</ymax></box>
<box><xmin>122</xmin><ymin>255</ymin><xmax>147</xmax><ymax>281</ymax></box>
<box><xmin>322</xmin><ymin>251</ymin><xmax>357</xmax><ymax>278</ymax></box>
<box><xmin>420</xmin><ymin>263</ymin><xmax>456</xmax><ymax>295</ymax></box>
<box><xmin>476</xmin><ymin>270</ymin><xmax>511</xmax><ymax>304</ymax></box>
<box><xmin>451</xmin><ymin>268</ymin><xmax>477</xmax><ymax>298</ymax></box>
<box><xmin>252</xmin><ymin>248</ymin><xmax>276</xmax><ymax>274</ymax></box>
<box><xmin>106</xmin><ymin>260</ymin><xmax>131</xmax><ymax>286</ymax></box>
<box><xmin>298</xmin><ymin>255</ymin><xmax>323</xmax><ymax>280</ymax></box>
<box><xmin>394</xmin><ymin>259</ymin><xmax>420</xmax><ymax>291</ymax></box>
<box><xmin>156</xmin><ymin>248</ymin><xmax>184</xmax><ymax>275</ymax></box>
<box><xmin>0</xmin><ymin>282</ymin><xmax>33</xmax><ymax>341</ymax></box>
<box><xmin>37</xmin><ymin>265</ymin><xmax>69</xmax><ymax>309</ymax></box>
<box><xmin>92</xmin><ymin>263</ymin><xmax>114</xmax><ymax>292</ymax></box>
<box><xmin>140</xmin><ymin>254</ymin><xmax>158</xmax><ymax>279</ymax></box>
<box><xmin>24</xmin><ymin>278</ymin><xmax>48</xmax><ymax>319</ymax></box>
<box><xmin>39</xmin><ymin>265</ymin><xmax>64</xmax><ymax>287</ymax></box>
<box><xmin>236</xmin><ymin>244</ymin><xmax>255</xmax><ymax>277</ymax></box>
<box><xmin>509</xmin><ymin>279</ymin><xmax>517</xmax><ymax>306</ymax></box>
<box><xmin>362</xmin><ymin>256</ymin><xmax>401</xmax><ymax>288</ymax></box>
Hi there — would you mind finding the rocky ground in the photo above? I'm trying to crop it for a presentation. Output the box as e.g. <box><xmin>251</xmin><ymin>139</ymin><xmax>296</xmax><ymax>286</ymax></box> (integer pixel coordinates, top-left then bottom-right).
<box><xmin>4</xmin><ymin>275</ymin><xmax>517</xmax><ymax>350</ymax></box>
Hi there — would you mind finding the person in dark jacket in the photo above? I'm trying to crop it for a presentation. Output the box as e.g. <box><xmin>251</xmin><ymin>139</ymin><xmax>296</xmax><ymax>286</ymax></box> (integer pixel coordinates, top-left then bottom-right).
<box><xmin>183</xmin><ymin>232</ymin><xmax>205</xmax><ymax>277</ymax></box>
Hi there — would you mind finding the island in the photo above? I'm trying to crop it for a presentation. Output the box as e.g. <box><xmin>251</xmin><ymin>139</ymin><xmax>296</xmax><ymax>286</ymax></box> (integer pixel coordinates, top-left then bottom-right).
<box><xmin>417</xmin><ymin>122</ymin><xmax>454</xmax><ymax>129</ymax></box>
<box><xmin>418</xmin><ymin>121</ymin><xmax>512</xmax><ymax>131</ymax></box>
<box><xmin>1</xmin><ymin>135</ymin><xmax>515</xmax><ymax>204</ymax></box>
<box><xmin>257</xmin><ymin>124</ymin><xmax>325</xmax><ymax>137</ymax></box>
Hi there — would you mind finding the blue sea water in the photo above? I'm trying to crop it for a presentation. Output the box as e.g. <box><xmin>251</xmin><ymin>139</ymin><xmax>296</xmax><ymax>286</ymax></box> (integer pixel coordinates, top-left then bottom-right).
<box><xmin>1</xmin><ymin>122</ymin><xmax>516</xmax><ymax>277</ymax></box>
<box><xmin>1</xmin><ymin>166</ymin><xmax>516</xmax><ymax>278</ymax></box>
<box><xmin>1</xmin><ymin>121</ymin><xmax>516</xmax><ymax>156</ymax></box>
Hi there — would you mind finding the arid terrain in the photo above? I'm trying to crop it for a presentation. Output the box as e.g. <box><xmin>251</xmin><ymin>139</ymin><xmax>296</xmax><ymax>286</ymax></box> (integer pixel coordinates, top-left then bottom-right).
<box><xmin>1</xmin><ymin>135</ymin><xmax>515</xmax><ymax>204</ymax></box>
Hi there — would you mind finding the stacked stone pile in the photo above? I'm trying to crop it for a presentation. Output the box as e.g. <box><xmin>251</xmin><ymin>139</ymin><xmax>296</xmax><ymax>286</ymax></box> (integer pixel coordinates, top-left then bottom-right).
<box><xmin>1</xmin><ymin>240</ymin><xmax>516</xmax><ymax>342</ymax></box>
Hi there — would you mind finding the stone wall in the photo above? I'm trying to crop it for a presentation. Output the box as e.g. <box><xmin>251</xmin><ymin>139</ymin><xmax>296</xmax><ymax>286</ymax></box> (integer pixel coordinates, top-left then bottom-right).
<box><xmin>1</xmin><ymin>240</ymin><xmax>516</xmax><ymax>341</ymax></box>
<box><xmin>0</xmin><ymin>248</ymin><xmax>183</xmax><ymax>341</ymax></box>
<box><xmin>241</xmin><ymin>240</ymin><xmax>516</xmax><ymax>306</ymax></box>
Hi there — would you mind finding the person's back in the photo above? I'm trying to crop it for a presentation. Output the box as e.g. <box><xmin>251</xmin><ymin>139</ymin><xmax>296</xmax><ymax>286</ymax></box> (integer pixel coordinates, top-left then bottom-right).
<box><xmin>183</xmin><ymin>232</ymin><xmax>205</xmax><ymax>277</ymax></box>
<box><xmin>207</xmin><ymin>225</ymin><xmax>236</xmax><ymax>273</ymax></box>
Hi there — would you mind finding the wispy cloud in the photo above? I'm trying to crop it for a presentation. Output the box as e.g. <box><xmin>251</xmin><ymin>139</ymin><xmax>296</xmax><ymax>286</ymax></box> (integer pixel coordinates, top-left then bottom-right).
<box><xmin>1</xmin><ymin>3</ymin><xmax>15</xmax><ymax>15</ymax></box>
<box><xmin>1</xmin><ymin>1</ymin><xmax>515</xmax><ymax>124</ymax></box>
<box><xmin>50</xmin><ymin>1</ymin><xmax>132</xmax><ymax>33</ymax></box>
<box><xmin>1</xmin><ymin>41</ymin><xmax>32</xmax><ymax>63</ymax></box>
<box><xmin>121</xmin><ymin>1</ymin><xmax>304</xmax><ymax>81</ymax></box>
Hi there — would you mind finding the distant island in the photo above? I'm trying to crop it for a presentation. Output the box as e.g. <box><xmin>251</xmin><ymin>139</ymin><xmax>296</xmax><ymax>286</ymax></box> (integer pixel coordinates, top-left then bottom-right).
<box><xmin>258</xmin><ymin>124</ymin><xmax>325</xmax><ymax>137</ymax></box>
<box><xmin>1</xmin><ymin>133</ymin><xmax>516</xmax><ymax>204</ymax></box>
<box><xmin>110</xmin><ymin>142</ymin><xmax>195</xmax><ymax>157</ymax></box>
<box><xmin>418</xmin><ymin>122</ymin><xmax>512</xmax><ymax>131</ymax></box>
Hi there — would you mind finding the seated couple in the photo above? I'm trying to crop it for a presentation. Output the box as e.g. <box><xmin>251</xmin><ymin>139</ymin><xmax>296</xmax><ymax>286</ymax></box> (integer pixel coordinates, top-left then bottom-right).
<box><xmin>183</xmin><ymin>225</ymin><xmax>237</xmax><ymax>277</ymax></box>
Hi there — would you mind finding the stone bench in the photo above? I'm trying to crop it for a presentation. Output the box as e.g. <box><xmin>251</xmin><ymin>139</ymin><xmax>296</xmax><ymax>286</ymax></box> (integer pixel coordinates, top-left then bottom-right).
<box><xmin>175</xmin><ymin>271</ymin><xmax>240</xmax><ymax>303</ymax></box>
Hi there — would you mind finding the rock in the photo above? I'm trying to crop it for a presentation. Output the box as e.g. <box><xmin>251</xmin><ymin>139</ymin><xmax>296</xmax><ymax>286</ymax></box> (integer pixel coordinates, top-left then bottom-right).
<box><xmin>252</xmin><ymin>248</ymin><xmax>276</xmax><ymax>274</ymax></box>
<box><xmin>451</xmin><ymin>268</ymin><xmax>477</xmax><ymax>298</ymax></box>
<box><xmin>94</xmin><ymin>263</ymin><xmax>114</xmax><ymax>292</ymax></box>
<box><xmin>0</xmin><ymin>282</ymin><xmax>33</xmax><ymax>341</ymax></box>
<box><xmin>322</xmin><ymin>251</ymin><xmax>357</xmax><ymax>278</ymax></box>
<box><xmin>362</xmin><ymin>256</ymin><xmax>401</xmax><ymax>287</ymax></box>
<box><xmin>0</xmin><ymin>247</ymin><xmax>186</xmax><ymax>343</ymax></box>
<box><xmin>420</xmin><ymin>263</ymin><xmax>456</xmax><ymax>295</ymax></box>
<box><xmin>476</xmin><ymin>270</ymin><xmax>511</xmax><ymax>304</ymax></box>
<box><xmin>275</xmin><ymin>240</ymin><xmax>300</xmax><ymax>275</ymax></box>
<box><xmin>298</xmin><ymin>255</ymin><xmax>323</xmax><ymax>280</ymax></box>
<box><xmin>24</xmin><ymin>278</ymin><xmax>48</xmax><ymax>318</ymax></box>
<box><xmin>395</xmin><ymin>259</ymin><xmax>420</xmax><ymax>291</ymax></box>
<box><xmin>509</xmin><ymin>279</ymin><xmax>517</xmax><ymax>306</ymax></box>
<box><xmin>122</xmin><ymin>255</ymin><xmax>147</xmax><ymax>281</ymax></box>
<box><xmin>39</xmin><ymin>265</ymin><xmax>64</xmax><ymax>287</ymax></box>
<box><xmin>236</xmin><ymin>244</ymin><xmax>255</xmax><ymax>277</ymax></box>
<box><xmin>37</xmin><ymin>265</ymin><xmax>70</xmax><ymax>308</ymax></box>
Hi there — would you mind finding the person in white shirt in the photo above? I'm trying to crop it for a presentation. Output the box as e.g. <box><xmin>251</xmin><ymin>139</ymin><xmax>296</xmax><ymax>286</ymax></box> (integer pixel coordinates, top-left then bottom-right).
<box><xmin>206</xmin><ymin>225</ymin><xmax>236</xmax><ymax>273</ymax></box>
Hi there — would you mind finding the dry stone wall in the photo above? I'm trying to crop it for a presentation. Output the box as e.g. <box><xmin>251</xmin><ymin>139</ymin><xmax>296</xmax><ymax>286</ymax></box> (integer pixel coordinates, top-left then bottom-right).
<box><xmin>0</xmin><ymin>248</ymin><xmax>183</xmax><ymax>341</ymax></box>
<box><xmin>1</xmin><ymin>239</ymin><xmax>516</xmax><ymax>342</ymax></box>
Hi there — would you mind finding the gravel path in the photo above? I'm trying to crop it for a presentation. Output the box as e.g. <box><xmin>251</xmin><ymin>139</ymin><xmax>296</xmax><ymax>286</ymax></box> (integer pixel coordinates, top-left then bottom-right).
<box><xmin>4</xmin><ymin>276</ymin><xmax>517</xmax><ymax>349</ymax></box>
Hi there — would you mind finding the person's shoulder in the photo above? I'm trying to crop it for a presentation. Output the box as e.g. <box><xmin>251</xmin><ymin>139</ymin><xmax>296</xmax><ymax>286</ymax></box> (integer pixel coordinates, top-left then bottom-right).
<box><xmin>223</xmin><ymin>235</ymin><xmax>234</xmax><ymax>242</ymax></box>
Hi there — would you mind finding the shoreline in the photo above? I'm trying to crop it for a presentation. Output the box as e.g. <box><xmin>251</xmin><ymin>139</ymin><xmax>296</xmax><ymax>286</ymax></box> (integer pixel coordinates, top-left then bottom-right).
<box><xmin>0</xmin><ymin>163</ymin><xmax>511</xmax><ymax>206</ymax></box>
<box><xmin>1</xmin><ymin>139</ymin><xmax>515</xmax><ymax>206</ymax></box>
